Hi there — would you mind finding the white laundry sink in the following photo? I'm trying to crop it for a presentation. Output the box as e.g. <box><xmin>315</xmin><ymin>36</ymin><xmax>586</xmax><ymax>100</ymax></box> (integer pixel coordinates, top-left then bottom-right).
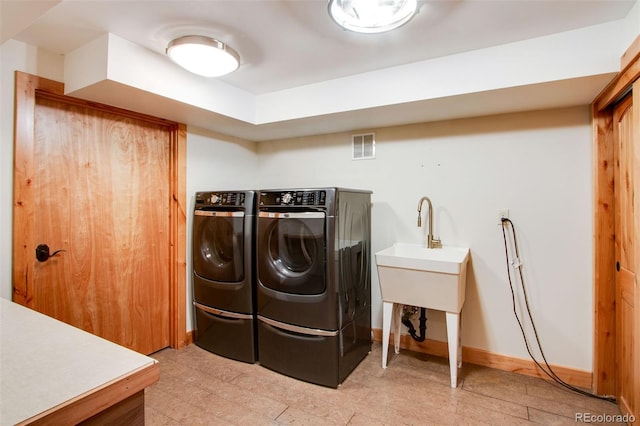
<box><xmin>376</xmin><ymin>242</ymin><xmax>470</xmax><ymax>388</ymax></box>
<box><xmin>375</xmin><ymin>243</ymin><xmax>470</xmax><ymax>312</ymax></box>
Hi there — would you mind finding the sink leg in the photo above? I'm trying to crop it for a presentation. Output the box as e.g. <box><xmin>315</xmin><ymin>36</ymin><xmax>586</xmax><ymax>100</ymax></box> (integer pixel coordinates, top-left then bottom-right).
<box><xmin>393</xmin><ymin>303</ymin><xmax>402</xmax><ymax>354</ymax></box>
<box><xmin>457</xmin><ymin>312</ymin><xmax>463</xmax><ymax>368</ymax></box>
<box><xmin>382</xmin><ymin>302</ymin><xmax>393</xmax><ymax>368</ymax></box>
<box><xmin>446</xmin><ymin>311</ymin><xmax>461</xmax><ymax>388</ymax></box>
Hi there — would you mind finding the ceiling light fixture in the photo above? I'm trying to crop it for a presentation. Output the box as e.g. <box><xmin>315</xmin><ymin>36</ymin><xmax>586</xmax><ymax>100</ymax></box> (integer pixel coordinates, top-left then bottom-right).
<box><xmin>166</xmin><ymin>35</ymin><xmax>240</xmax><ymax>77</ymax></box>
<box><xmin>328</xmin><ymin>0</ymin><xmax>418</xmax><ymax>34</ymax></box>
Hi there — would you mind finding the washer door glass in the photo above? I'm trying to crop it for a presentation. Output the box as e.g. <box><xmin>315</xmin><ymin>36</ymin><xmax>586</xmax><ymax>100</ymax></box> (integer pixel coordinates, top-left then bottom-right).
<box><xmin>258</xmin><ymin>212</ymin><xmax>325</xmax><ymax>295</ymax></box>
<box><xmin>193</xmin><ymin>211</ymin><xmax>244</xmax><ymax>282</ymax></box>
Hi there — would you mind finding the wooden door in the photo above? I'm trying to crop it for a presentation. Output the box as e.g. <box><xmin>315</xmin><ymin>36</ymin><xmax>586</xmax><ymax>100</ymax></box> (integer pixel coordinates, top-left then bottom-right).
<box><xmin>12</xmin><ymin>73</ymin><xmax>187</xmax><ymax>355</ymax></box>
<box><xmin>613</xmin><ymin>93</ymin><xmax>637</xmax><ymax>419</ymax></box>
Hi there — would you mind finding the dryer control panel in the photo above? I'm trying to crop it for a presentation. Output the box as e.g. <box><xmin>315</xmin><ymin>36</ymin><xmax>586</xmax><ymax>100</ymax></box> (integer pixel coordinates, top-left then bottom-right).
<box><xmin>195</xmin><ymin>192</ymin><xmax>246</xmax><ymax>207</ymax></box>
<box><xmin>260</xmin><ymin>190</ymin><xmax>326</xmax><ymax>207</ymax></box>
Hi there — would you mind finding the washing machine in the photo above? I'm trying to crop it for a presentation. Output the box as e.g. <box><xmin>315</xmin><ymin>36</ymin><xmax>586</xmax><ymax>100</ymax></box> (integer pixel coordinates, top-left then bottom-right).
<box><xmin>256</xmin><ymin>188</ymin><xmax>372</xmax><ymax>387</ymax></box>
<box><xmin>192</xmin><ymin>190</ymin><xmax>257</xmax><ymax>363</ymax></box>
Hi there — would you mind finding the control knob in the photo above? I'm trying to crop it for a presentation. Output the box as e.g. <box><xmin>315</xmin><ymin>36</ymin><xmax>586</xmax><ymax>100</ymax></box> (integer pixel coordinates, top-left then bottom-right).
<box><xmin>210</xmin><ymin>194</ymin><xmax>220</xmax><ymax>204</ymax></box>
<box><xmin>281</xmin><ymin>192</ymin><xmax>293</xmax><ymax>204</ymax></box>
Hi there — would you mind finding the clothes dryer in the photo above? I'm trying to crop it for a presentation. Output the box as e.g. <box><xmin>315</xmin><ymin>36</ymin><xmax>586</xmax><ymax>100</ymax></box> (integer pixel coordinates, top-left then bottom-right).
<box><xmin>192</xmin><ymin>190</ymin><xmax>257</xmax><ymax>363</ymax></box>
<box><xmin>256</xmin><ymin>188</ymin><xmax>372</xmax><ymax>387</ymax></box>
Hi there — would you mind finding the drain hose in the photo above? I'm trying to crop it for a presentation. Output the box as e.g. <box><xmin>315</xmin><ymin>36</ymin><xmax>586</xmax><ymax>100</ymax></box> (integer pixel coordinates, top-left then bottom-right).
<box><xmin>402</xmin><ymin>307</ymin><xmax>427</xmax><ymax>342</ymax></box>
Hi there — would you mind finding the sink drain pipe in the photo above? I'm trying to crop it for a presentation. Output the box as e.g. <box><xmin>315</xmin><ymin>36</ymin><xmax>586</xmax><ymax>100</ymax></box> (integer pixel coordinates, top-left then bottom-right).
<box><xmin>402</xmin><ymin>306</ymin><xmax>427</xmax><ymax>342</ymax></box>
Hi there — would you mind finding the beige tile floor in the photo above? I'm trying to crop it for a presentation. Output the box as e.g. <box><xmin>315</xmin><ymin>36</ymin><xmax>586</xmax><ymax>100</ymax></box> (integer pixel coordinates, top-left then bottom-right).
<box><xmin>145</xmin><ymin>343</ymin><xmax>622</xmax><ymax>425</ymax></box>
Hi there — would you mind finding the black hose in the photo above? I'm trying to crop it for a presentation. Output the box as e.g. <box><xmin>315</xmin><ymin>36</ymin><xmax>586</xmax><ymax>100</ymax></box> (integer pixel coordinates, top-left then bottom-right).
<box><xmin>500</xmin><ymin>217</ymin><xmax>616</xmax><ymax>402</ymax></box>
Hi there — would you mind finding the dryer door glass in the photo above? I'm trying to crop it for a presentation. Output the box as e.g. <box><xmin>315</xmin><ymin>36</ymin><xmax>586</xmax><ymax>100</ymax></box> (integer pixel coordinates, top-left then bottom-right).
<box><xmin>258</xmin><ymin>212</ymin><xmax>325</xmax><ymax>295</ymax></box>
<box><xmin>193</xmin><ymin>211</ymin><xmax>244</xmax><ymax>282</ymax></box>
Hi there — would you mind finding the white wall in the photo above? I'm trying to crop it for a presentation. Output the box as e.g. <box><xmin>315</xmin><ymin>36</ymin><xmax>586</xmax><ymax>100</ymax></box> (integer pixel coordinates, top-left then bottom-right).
<box><xmin>256</xmin><ymin>107</ymin><xmax>593</xmax><ymax>370</ymax></box>
<box><xmin>622</xmin><ymin>0</ymin><xmax>640</xmax><ymax>47</ymax></box>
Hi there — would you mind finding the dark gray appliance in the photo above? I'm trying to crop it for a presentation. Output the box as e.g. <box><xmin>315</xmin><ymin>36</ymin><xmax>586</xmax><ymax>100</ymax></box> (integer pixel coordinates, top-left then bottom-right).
<box><xmin>256</xmin><ymin>188</ymin><xmax>372</xmax><ymax>387</ymax></box>
<box><xmin>192</xmin><ymin>190</ymin><xmax>257</xmax><ymax>363</ymax></box>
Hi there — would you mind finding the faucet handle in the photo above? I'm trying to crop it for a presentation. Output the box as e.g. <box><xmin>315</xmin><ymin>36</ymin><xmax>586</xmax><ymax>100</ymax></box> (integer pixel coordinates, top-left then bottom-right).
<box><xmin>431</xmin><ymin>237</ymin><xmax>443</xmax><ymax>249</ymax></box>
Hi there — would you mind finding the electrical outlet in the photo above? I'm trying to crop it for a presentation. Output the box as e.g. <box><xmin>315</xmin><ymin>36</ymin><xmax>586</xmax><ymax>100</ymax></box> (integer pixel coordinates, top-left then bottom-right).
<box><xmin>498</xmin><ymin>209</ymin><xmax>509</xmax><ymax>224</ymax></box>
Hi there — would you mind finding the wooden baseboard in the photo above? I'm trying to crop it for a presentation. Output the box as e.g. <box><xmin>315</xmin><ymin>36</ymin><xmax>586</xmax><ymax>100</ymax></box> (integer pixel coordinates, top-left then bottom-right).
<box><xmin>372</xmin><ymin>328</ymin><xmax>593</xmax><ymax>390</ymax></box>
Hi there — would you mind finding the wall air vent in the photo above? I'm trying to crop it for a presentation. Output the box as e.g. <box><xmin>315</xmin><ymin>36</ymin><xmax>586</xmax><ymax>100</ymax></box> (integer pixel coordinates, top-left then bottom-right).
<box><xmin>352</xmin><ymin>132</ymin><xmax>375</xmax><ymax>160</ymax></box>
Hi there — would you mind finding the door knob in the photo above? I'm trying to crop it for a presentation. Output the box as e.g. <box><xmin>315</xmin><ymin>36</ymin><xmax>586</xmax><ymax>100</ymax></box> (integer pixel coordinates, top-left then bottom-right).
<box><xmin>35</xmin><ymin>244</ymin><xmax>65</xmax><ymax>262</ymax></box>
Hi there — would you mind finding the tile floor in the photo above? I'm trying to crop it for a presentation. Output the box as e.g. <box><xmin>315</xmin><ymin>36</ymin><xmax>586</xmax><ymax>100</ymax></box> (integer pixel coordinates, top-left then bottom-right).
<box><xmin>145</xmin><ymin>343</ymin><xmax>622</xmax><ymax>425</ymax></box>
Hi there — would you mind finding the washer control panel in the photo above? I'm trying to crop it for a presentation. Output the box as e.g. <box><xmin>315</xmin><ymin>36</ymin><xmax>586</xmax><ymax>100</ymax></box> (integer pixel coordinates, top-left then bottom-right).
<box><xmin>260</xmin><ymin>190</ymin><xmax>326</xmax><ymax>206</ymax></box>
<box><xmin>195</xmin><ymin>192</ymin><xmax>246</xmax><ymax>206</ymax></box>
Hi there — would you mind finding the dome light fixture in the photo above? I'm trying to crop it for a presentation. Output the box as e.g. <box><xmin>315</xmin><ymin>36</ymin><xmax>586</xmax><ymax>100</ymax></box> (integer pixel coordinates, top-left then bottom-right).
<box><xmin>166</xmin><ymin>35</ymin><xmax>240</xmax><ymax>77</ymax></box>
<box><xmin>328</xmin><ymin>0</ymin><xmax>418</xmax><ymax>34</ymax></box>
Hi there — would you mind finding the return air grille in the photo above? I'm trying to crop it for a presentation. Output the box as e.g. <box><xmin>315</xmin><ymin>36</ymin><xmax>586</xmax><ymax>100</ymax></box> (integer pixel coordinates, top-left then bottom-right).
<box><xmin>352</xmin><ymin>133</ymin><xmax>375</xmax><ymax>160</ymax></box>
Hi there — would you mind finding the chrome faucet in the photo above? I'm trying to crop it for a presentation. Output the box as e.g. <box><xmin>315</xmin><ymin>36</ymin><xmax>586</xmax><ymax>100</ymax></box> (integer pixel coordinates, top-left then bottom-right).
<box><xmin>417</xmin><ymin>196</ymin><xmax>442</xmax><ymax>249</ymax></box>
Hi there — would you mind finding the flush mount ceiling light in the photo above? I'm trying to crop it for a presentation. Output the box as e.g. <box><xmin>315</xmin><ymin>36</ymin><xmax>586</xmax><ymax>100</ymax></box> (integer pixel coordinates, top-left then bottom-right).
<box><xmin>328</xmin><ymin>0</ymin><xmax>418</xmax><ymax>34</ymax></box>
<box><xmin>166</xmin><ymin>35</ymin><xmax>240</xmax><ymax>77</ymax></box>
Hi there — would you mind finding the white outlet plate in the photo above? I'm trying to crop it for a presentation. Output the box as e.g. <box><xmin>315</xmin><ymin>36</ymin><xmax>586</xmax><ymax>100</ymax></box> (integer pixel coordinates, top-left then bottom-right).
<box><xmin>498</xmin><ymin>209</ymin><xmax>509</xmax><ymax>224</ymax></box>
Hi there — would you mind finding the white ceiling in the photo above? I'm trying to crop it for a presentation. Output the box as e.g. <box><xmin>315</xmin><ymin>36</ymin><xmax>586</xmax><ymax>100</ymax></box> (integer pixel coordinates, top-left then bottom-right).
<box><xmin>2</xmin><ymin>0</ymin><xmax>638</xmax><ymax>140</ymax></box>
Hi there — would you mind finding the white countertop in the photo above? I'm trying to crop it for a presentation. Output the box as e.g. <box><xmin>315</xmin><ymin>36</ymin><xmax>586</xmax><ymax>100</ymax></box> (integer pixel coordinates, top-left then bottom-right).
<box><xmin>0</xmin><ymin>298</ymin><xmax>158</xmax><ymax>425</ymax></box>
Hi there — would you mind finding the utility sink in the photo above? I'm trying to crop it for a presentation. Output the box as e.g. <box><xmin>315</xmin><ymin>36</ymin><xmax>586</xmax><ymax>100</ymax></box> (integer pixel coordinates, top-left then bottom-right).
<box><xmin>375</xmin><ymin>243</ymin><xmax>471</xmax><ymax>388</ymax></box>
<box><xmin>375</xmin><ymin>243</ymin><xmax>470</xmax><ymax>313</ymax></box>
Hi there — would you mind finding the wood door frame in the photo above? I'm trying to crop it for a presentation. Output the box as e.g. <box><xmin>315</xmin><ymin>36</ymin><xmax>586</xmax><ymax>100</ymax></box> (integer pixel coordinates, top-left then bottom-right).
<box><xmin>12</xmin><ymin>71</ymin><xmax>188</xmax><ymax>350</ymax></box>
<box><xmin>591</xmin><ymin>35</ymin><xmax>640</xmax><ymax>397</ymax></box>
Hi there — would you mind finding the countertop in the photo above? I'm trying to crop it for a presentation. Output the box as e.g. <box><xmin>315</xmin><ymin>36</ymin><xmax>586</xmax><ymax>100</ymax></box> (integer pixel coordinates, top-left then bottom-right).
<box><xmin>0</xmin><ymin>298</ymin><xmax>159</xmax><ymax>425</ymax></box>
